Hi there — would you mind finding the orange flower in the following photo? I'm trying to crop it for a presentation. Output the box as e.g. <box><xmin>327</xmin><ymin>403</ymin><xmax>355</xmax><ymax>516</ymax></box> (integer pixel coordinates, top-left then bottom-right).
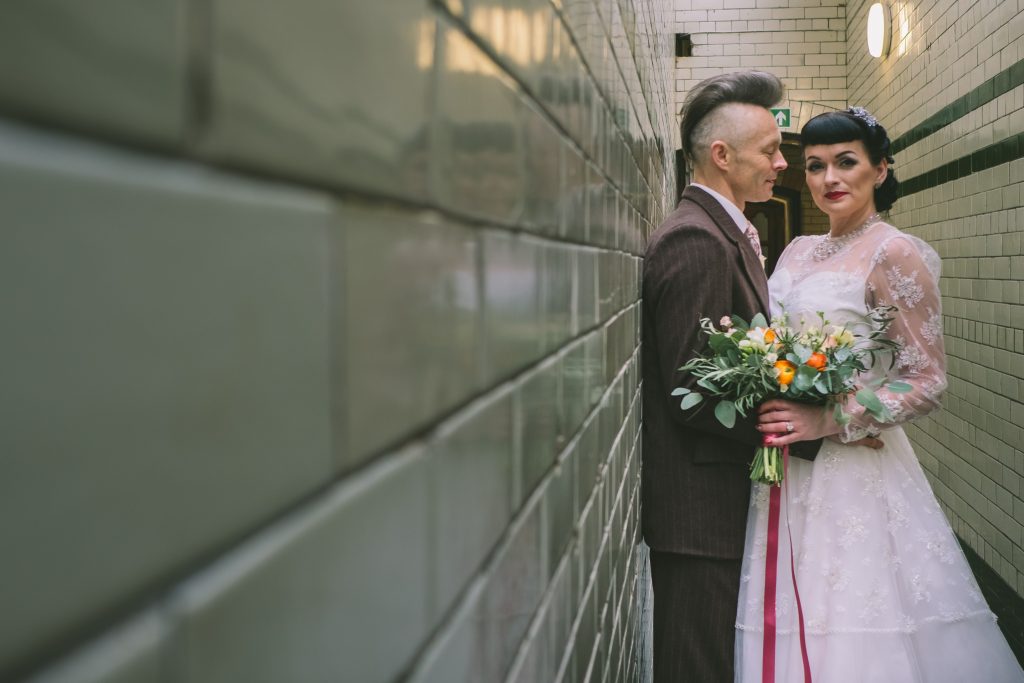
<box><xmin>763</xmin><ymin>329</ymin><xmax>777</xmax><ymax>343</ymax></box>
<box><xmin>806</xmin><ymin>352</ymin><xmax>827</xmax><ymax>371</ymax></box>
<box><xmin>774</xmin><ymin>360</ymin><xmax>796</xmax><ymax>385</ymax></box>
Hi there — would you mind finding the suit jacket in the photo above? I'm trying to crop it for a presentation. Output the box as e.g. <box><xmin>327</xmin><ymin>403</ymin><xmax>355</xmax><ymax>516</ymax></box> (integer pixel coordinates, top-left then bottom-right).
<box><xmin>641</xmin><ymin>185</ymin><xmax>819</xmax><ymax>559</ymax></box>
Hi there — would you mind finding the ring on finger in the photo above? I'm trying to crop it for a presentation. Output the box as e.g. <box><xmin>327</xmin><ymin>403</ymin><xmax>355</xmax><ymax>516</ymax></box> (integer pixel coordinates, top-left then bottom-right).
<box><xmin>785</xmin><ymin>421</ymin><xmax>794</xmax><ymax>433</ymax></box>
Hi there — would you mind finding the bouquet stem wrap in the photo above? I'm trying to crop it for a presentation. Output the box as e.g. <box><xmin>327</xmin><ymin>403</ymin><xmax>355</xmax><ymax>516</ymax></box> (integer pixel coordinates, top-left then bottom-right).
<box><xmin>751</xmin><ymin>436</ymin><xmax>783</xmax><ymax>485</ymax></box>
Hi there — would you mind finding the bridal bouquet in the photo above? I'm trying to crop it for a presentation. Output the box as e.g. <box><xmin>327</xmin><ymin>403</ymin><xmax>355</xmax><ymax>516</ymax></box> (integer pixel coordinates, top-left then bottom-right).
<box><xmin>674</xmin><ymin>308</ymin><xmax>908</xmax><ymax>485</ymax></box>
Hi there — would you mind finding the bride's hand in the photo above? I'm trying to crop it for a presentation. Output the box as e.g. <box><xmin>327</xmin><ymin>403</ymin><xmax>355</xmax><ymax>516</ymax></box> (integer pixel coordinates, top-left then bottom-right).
<box><xmin>757</xmin><ymin>399</ymin><xmax>840</xmax><ymax>446</ymax></box>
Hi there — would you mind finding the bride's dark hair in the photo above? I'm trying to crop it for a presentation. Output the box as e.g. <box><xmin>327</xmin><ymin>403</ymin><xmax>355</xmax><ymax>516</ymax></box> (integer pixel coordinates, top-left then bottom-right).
<box><xmin>800</xmin><ymin>109</ymin><xmax>899</xmax><ymax>211</ymax></box>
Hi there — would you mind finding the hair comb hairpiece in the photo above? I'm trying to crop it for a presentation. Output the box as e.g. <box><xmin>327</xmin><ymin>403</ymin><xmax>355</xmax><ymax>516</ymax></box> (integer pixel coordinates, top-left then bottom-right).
<box><xmin>847</xmin><ymin>106</ymin><xmax>878</xmax><ymax>128</ymax></box>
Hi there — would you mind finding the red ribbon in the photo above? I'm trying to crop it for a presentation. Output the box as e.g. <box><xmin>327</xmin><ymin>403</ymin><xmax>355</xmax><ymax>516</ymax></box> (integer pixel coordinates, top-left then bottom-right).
<box><xmin>762</xmin><ymin>443</ymin><xmax>812</xmax><ymax>683</ymax></box>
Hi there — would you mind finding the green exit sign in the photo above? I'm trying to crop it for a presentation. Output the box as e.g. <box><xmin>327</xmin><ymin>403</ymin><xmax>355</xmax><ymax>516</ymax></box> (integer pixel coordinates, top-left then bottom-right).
<box><xmin>770</xmin><ymin>108</ymin><xmax>791</xmax><ymax>127</ymax></box>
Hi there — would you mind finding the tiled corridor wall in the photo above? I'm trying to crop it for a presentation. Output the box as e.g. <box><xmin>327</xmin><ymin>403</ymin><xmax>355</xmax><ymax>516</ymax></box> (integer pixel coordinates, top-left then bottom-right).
<box><xmin>0</xmin><ymin>1</ymin><xmax>674</xmax><ymax>681</ymax></box>
<box><xmin>672</xmin><ymin>0</ymin><xmax>848</xmax><ymax>147</ymax></box>
<box><xmin>844</xmin><ymin>0</ymin><xmax>1024</xmax><ymax>601</ymax></box>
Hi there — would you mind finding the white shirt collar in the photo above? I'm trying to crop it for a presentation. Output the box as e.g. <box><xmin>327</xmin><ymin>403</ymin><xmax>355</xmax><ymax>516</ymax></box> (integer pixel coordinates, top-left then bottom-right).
<box><xmin>691</xmin><ymin>183</ymin><xmax>748</xmax><ymax>235</ymax></box>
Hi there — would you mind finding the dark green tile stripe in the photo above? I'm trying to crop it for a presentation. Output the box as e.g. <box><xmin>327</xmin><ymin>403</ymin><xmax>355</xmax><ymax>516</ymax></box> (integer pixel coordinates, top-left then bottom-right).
<box><xmin>959</xmin><ymin>535</ymin><xmax>1024</xmax><ymax>666</ymax></box>
<box><xmin>892</xmin><ymin>59</ymin><xmax>1024</xmax><ymax>154</ymax></box>
<box><xmin>898</xmin><ymin>131</ymin><xmax>1023</xmax><ymax>197</ymax></box>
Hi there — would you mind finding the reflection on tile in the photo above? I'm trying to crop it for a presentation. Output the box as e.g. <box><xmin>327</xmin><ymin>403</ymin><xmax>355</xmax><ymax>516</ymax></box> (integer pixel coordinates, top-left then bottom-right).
<box><xmin>172</xmin><ymin>447</ymin><xmax>431</xmax><ymax>683</ymax></box>
<box><xmin>432</xmin><ymin>23</ymin><xmax>527</xmax><ymax>225</ymax></box>
<box><xmin>0</xmin><ymin>1</ymin><xmax>187</xmax><ymax>146</ymax></box>
<box><xmin>342</xmin><ymin>205</ymin><xmax>480</xmax><ymax>466</ymax></box>
<box><xmin>463</xmin><ymin>0</ymin><xmax>554</xmax><ymax>96</ymax></box>
<box><xmin>0</xmin><ymin>123</ymin><xmax>333</xmax><ymax>674</ymax></box>
<box><xmin>204</xmin><ymin>0</ymin><xmax>434</xmax><ymax>200</ymax></box>
<box><xmin>481</xmin><ymin>231</ymin><xmax>543</xmax><ymax>379</ymax></box>
<box><xmin>431</xmin><ymin>391</ymin><xmax>514</xmax><ymax>612</ymax></box>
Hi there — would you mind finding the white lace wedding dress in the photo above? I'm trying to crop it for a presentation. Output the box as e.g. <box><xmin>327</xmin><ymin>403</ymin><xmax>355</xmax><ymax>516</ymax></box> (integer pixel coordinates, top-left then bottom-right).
<box><xmin>735</xmin><ymin>221</ymin><xmax>1024</xmax><ymax>682</ymax></box>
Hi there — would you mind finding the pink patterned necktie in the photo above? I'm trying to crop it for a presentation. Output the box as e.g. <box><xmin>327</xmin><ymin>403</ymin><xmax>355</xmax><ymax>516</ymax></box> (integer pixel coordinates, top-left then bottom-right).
<box><xmin>744</xmin><ymin>221</ymin><xmax>764</xmax><ymax>260</ymax></box>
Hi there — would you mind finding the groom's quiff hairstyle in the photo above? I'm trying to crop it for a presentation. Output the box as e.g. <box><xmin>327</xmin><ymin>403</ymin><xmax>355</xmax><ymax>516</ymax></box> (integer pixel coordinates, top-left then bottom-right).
<box><xmin>679</xmin><ymin>71</ymin><xmax>785</xmax><ymax>167</ymax></box>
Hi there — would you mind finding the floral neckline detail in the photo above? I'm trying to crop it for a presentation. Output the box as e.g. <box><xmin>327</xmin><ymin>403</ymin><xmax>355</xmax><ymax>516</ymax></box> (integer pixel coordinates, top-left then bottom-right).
<box><xmin>811</xmin><ymin>213</ymin><xmax>881</xmax><ymax>261</ymax></box>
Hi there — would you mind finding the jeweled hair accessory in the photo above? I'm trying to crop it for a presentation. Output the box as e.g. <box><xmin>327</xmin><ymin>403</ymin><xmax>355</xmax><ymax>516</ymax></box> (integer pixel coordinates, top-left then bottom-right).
<box><xmin>847</xmin><ymin>106</ymin><xmax>878</xmax><ymax>128</ymax></box>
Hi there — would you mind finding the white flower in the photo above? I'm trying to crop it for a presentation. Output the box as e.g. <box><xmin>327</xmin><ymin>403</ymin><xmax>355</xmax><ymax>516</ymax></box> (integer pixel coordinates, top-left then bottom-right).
<box><xmin>743</xmin><ymin>327</ymin><xmax>775</xmax><ymax>352</ymax></box>
<box><xmin>834</xmin><ymin>329</ymin><xmax>855</xmax><ymax>347</ymax></box>
<box><xmin>765</xmin><ymin>352</ymin><xmax>778</xmax><ymax>364</ymax></box>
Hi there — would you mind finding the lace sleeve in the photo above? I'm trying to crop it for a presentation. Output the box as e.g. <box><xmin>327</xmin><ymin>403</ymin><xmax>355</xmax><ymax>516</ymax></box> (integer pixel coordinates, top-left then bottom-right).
<box><xmin>840</xmin><ymin>234</ymin><xmax>948</xmax><ymax>442</ymax></box>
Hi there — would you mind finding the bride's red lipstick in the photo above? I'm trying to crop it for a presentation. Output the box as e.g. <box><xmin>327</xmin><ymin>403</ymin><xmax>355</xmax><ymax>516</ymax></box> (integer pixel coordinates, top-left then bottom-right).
<box><xmin>824</xmin><ymin>191</ymin><xmax>848</xmax><ymax>200</ymax></box>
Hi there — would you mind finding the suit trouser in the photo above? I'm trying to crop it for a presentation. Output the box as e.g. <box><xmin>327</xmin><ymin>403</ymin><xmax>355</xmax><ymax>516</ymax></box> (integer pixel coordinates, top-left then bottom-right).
<box><xmin>650</xmin><ymin>550</ymin><xmax>743</xmax><ymax>683</ymax></box>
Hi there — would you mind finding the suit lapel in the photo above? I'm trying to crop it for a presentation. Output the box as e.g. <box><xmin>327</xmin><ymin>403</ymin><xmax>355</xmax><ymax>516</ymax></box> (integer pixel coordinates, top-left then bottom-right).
<box><xmin>681</xmin><ymin>186</ymin><xmax>770</xmax><ymax>315</ymax></box>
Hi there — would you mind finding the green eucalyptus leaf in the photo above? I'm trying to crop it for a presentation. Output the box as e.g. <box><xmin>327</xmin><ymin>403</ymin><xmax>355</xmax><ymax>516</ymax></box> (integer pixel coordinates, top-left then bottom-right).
<box><xmin>887</xmin><ymin>381</ymin><xmax>913</xmax><ymax>393</ymax></box>
<box><xmin>730</xmin><ymin>315</ymin><xmax>749</xmax><ymax>331</ymax></box>
<box><xmin>855</xmin><ymin>387</ymin><xmax>884</xmax><ymax>414</ymax></box>
<box><xmin>697</xmin><ymin>377</ymin><xmax>719</xmax><ymax>392</ymax></box>
<box><xmin>715</xmin><ymin>400</ymin><xmax>737</xmax><ymax>428</ymax></box>
<box><xmin>671</xmin><ymin>387</ymin><xmax>690</xmax><ymax>396</ymax></box>
<box><xmin>680</xmin><ymin>392</ymin><xmax>703</xmax><ymax>410</ymax></box>
<box><xmin>833</xmin><ymin>404</ymin><xmax>851</xmax><ymax>425</ymax></box>
<box><xmin>794</xmin><ymin>365</ymin><xmax>818</xmax><ymax>391</ymax></box>
<box><xmin>750</xmin><ymin>312</ymin><xmax>768</xmax><ymax>329</ymax></box>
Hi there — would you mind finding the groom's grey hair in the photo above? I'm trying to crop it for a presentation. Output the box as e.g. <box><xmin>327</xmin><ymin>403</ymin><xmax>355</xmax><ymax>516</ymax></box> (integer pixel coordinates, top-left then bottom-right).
<box><xmin>680</xmin><ymin>71</ymin><xmax>785</xmax><ymax>168</ymax></box>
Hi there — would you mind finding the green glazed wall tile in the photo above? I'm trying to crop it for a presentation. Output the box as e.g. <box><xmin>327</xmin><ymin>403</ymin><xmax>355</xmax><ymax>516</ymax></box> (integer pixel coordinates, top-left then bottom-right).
<box><xmin>0</xmin><ymin>122</ymin><xmax>333</xmax><ymax>675</ymax></box>
<box><xmin>203</xmin><ymin>0</ymin><xmax>435</xmax><ymax>200</ymax></box>
<box><xmin>23</xmin><ymin>612</ymin><xmax>166</xmax><ymax>683</ymax></box>
<box><xmin>481</xmin><ymin>231</ymin><xmax>544</xmax><ymax>379</ymax></box>
<box><xmin>576</xmin><ymin>247</ymin><xmax>600</xmax><ymax>333</ymax></box>
<box><xmin>523</xmin><ymin>103</ymin><xmax>564</xmax><ymax>236</ymax></box>
<box><xmin>430</xmin><ymin>391</ymin><xmax>515</xmax><ymax>613</ymax></box>
<box><xmin>431</xmin><ymin>22</ymin><xmax>527</xmax><ymax>225</ymax></box>
<box><xmin>546</xmin><ymin>445</ymin><xmax>578</xmax><ymax>572</ymax></box>
<box><xmin>518</xmin><ymin>357</ymin><xmax>564</xmax><ymax>500</ymax></box>
<box><xmin>406</xmin><ymin>581</ymin><xmax>486</xmax><ymax>683</ymax></box>
<box><xmin>171</xmin><ymin>447</ymin><xmax>431</xmax><ymax>683</ymax></box>
<box><xmin>0</xmin><ymin>1</ymin><xmax>187</xmax><ymax>147</ymax></box>
<box><xmin>562</xmin><ymin>146</ymin><xmax>589</xmax><ymax>242</ymax></box>
<box><xmin>476</xmin><ymin>499</ymin><xmax>546</xmax><ymax>681</ymax></box>
<box><xmin>562</xmin><ymin>338</ymin><xmax>590</xmax><ymax>436</ymax></box>
<box><xmin>342</xmin><ymin>205</ymin><xmax>480</xmax><ymax>466</ymax></box>
<box><xmin>542</xmin><ymin>244</ymin><xmax>575</xmax><ymax>352</ymax></box>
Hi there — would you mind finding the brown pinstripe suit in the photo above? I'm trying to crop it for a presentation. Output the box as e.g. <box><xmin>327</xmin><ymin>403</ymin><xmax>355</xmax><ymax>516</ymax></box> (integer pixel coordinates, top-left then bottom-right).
<box><xmin>641</xmin><ymin>186</ymin><xmax>818</xmax><ymax>681</ymax></box>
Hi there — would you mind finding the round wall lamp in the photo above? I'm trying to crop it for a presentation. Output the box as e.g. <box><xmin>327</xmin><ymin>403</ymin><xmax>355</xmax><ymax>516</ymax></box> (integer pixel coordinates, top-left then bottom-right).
<box><xmin>867</xmin><ymin>2</ymin><xmax>891</xmax><ymax>58</ymax></box>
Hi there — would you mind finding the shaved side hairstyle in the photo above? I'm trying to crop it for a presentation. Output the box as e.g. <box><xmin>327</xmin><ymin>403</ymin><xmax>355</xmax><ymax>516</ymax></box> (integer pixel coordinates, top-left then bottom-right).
<box><xmin>679</xmin><ymin>71</ymin><xmax>785</xmax><ymax>167</ymax></box>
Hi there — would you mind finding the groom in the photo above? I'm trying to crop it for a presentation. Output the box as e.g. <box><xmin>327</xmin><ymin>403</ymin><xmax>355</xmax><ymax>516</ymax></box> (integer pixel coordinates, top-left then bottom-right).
<box><xmin>641</xmin><ymin>71</ymin><xmax>821</xmax><ymax>681</ymax></box>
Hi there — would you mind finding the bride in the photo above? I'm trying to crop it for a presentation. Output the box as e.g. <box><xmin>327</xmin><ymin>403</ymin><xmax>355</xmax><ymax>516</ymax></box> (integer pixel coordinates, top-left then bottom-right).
<box><xmin>734</xmin><ymin>108</ymin><xmax>1024</xmax><ymax>681</ymax></box>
